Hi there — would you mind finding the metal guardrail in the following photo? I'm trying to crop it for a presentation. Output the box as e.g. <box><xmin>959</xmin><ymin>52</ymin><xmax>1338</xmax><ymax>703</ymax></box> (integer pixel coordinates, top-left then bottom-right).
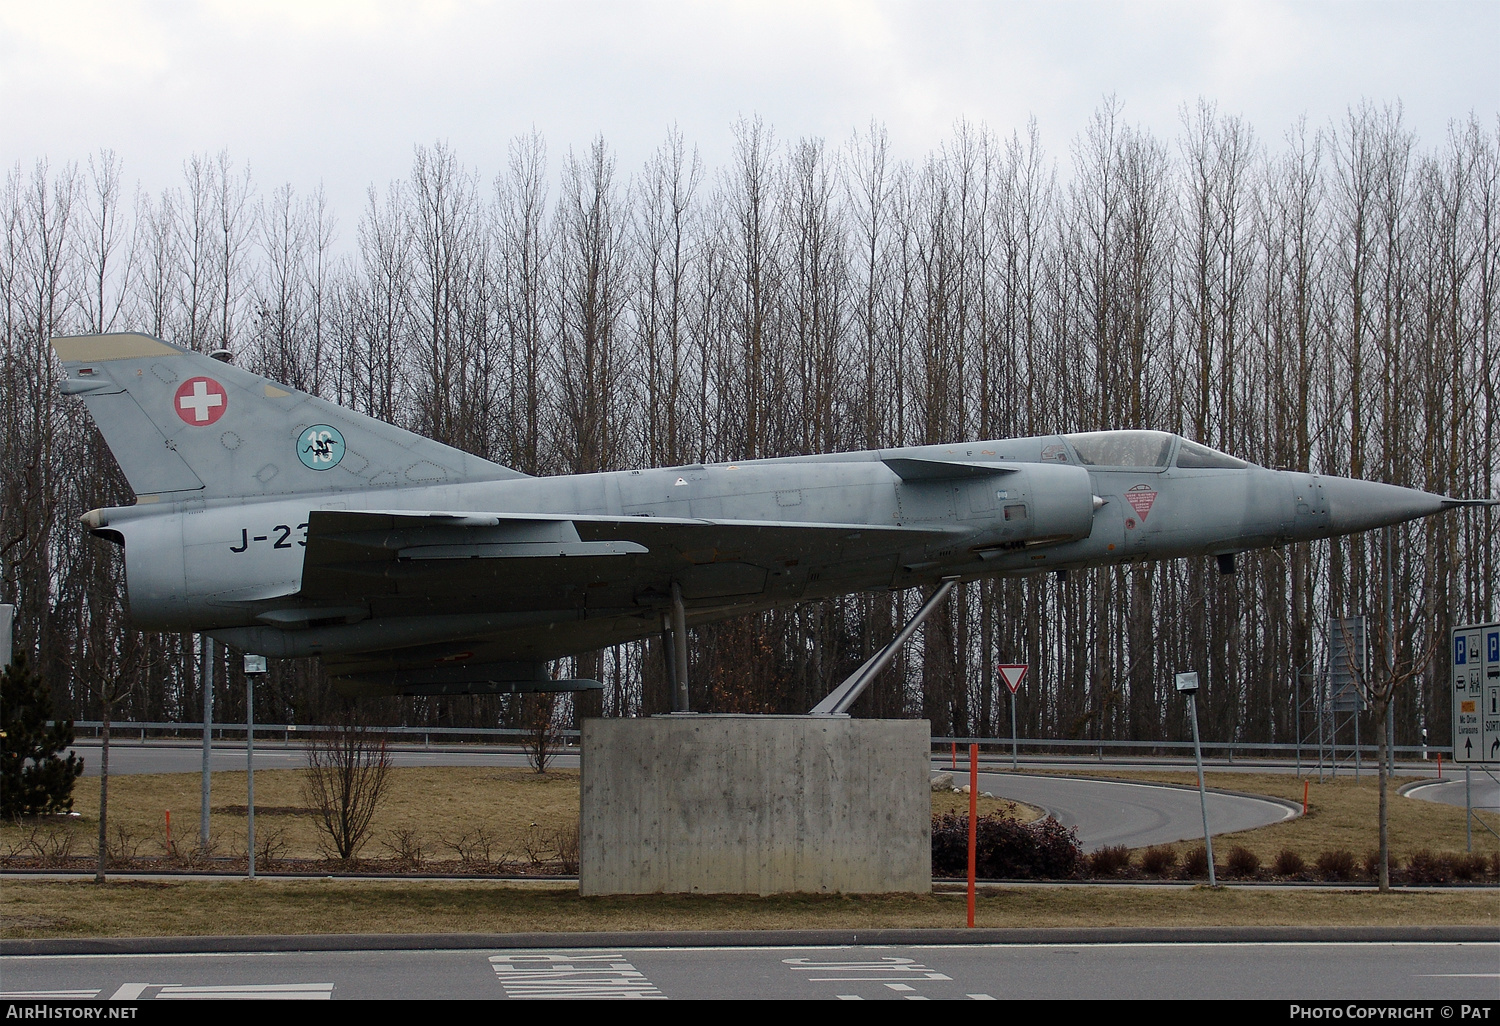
<box><xmin>930</xmin><ymin>735</ymin><xmax>1454</xmax><ymax>761</ymax></box>
<box><xmin>65</xmin><ymin>720</ymin><xmax>1454</xmax><ymax>761</ymax></box>
<box><xmin>70</xmin><ymin>721</ymin><xmax>580</xmax><ymax>745</ymax></box>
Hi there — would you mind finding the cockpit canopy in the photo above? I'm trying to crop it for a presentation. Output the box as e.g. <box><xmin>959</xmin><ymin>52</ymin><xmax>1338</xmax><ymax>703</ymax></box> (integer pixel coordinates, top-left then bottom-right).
<box><xmin>1064</xmin><ymin>431</ymin><xmax>1175</xmax><ymax>467</ymax></box>
<box><xmin>1174</xmin><ymin>438</ymin><xmax>1249</xmax><ymax>470</ymax></box>
<box><xmin>1063</xmin><ymin>431</ymin><xmax>1250</xmax><ymax>470</ymax></box>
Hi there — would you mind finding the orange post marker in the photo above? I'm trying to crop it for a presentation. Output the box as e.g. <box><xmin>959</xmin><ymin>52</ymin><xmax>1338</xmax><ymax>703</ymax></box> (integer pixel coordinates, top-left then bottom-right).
<box><xmin>1302</xmin><ymin>780</ymin><xmax>1308</xmax><ymax>815</ymax></box>
<box><xmin>967</xmin><ymin>743</ymin><xmax>978</xmax><ymax>928</ymax></box>
<box><xmin>1437</xmin><ymin>753</ymin><xmax>1442</xmax><ymax>779</ymax></box>
<box><xmin>164</xmin><ymin>809</ymin><xmax>172</xmax><ymax>853</ymax></box>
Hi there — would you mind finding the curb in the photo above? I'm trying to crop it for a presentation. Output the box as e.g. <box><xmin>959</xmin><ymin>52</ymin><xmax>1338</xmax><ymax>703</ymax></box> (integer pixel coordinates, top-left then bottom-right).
<box><xmin>5</xmin><ymin>924</ymin><xmax>1496</xmax><ymax>956</ymax></box>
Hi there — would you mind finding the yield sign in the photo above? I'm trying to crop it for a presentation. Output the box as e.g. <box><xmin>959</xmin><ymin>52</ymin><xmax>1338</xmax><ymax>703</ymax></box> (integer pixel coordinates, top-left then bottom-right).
<box><xmin>998</xmin><ymin>664</ymin><xmax>1028</xmax><ymax>694</ymax></box>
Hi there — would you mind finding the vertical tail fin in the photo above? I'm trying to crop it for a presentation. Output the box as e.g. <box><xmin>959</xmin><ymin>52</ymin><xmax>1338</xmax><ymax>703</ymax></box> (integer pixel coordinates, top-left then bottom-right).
<box><xmin>51</xmin><ymin>333</ymin><xmax>525</xmax><ymax>502</ymax></box>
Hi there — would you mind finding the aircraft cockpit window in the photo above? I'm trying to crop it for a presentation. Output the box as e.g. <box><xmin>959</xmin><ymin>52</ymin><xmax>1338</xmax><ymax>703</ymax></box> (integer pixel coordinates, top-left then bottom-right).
<box><xmin>1175</xmin><ymin>439</ymin><xmax>1249</xmax><ymax>470</ymax></box>
<box><xmin>1064</xmin><ymin>431</ymin><xmax>1174</xmax><ymax>468</ymax></box>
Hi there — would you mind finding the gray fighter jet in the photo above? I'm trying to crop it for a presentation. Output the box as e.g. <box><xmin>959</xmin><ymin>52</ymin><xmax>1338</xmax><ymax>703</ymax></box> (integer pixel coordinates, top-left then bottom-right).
<box><xmin>51</xmin><ymin>332</ymin><xmax>1484</xmax><ymax>709</ymax></box>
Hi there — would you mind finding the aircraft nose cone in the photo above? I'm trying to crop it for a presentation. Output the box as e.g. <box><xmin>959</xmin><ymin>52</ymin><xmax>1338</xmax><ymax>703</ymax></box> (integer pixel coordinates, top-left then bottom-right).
<box><xmin>1323</xmin><ymin>477</ymin><xmax>1449</xmax><ymax>535</ymax></box>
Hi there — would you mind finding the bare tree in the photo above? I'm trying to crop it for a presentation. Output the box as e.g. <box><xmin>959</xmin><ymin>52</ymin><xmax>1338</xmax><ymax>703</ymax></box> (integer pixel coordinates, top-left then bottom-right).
<box><xmin>1340</xmin><ymin>596</ymin><xmax>1440</xmax><ymax>891</ymax></box>
<box><xmin>303</xmin><ymin>704</ymin><xmax>392</xmax><ymax>861</ymax></box>
<box><xmin>522</xmin><ymin>691</ymin><xmax>561</xmax><ymax>775</ymax></box>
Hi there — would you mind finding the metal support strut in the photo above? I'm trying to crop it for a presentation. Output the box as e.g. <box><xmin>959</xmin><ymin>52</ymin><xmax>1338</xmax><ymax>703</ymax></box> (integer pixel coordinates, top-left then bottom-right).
<box><xmin>670</xmin><ymin>580</ymin><xmax>690</xmax><ymax>712</ymax></box>
<box><xmin>810</xmin><ymin>578</ymin><xmax>958</xmax><ymax>715</ymax></box>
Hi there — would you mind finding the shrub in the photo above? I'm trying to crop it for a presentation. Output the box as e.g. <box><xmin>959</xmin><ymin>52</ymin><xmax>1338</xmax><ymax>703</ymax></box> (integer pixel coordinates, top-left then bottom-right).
<box><xmin>1272</xmin><ymin>848</ymin><xmax>1306</xmax><ymax>878</ymax></box>
<box><xmin>1405</xmin><ymin>849</ymin><xmax>1450</xmax><ymax>884</ymax></box>
<box><xmin>303</xmin><ymin>704</ymin><xmax>391</xmax><ymax>861</ymax></box>
<box><xmin>444</xmin><ymin>827</ymin><xmax>499</xmax><ymax>871</ymax></box>
<box><xmin>1315</xmin><ymin>848</ymin><xmax>1357</xmax><ymax>881</ymax></box>
<box><xmin>1225</xmin><ymin>845</ymin><xmax>1261</xmax><ymax>878</ymax></box>
<box><xmin>931</xmin><ymin>812</ymin><xmax>1083</xmax><ymax>879</ymax></box>
<box><xmin>1363</xmin><ymin>850</ymin><xmax>1382</xmax><ymax>879</ymax></box>
<box><xmin>1450</xmin><ymin>852</ymin><xmax>1488</xmax><ymax>883</ymax></box>
<box><xmin>381</xmin><ymin>829</ymin><xmax>427</xmax><ymax>867</ymax></box>
<box><xmin>1139</xmin><ymin>845</ymin><xmax>1178</xmax><ymax>876</ymax></box>
<box><xmin>1088</xmin><ymin>845</ymin><xmax>1132</xmax><ymax>878</ymax></box>
<box><xmin>551</xmin><ymin>824</ymin><xmax>580</xmax><ymax>875</ymax></box>
<box><xmin>1180</xmin><ymin>845</ymin><xmax>1210</xmax><ymax>880</ymax></box>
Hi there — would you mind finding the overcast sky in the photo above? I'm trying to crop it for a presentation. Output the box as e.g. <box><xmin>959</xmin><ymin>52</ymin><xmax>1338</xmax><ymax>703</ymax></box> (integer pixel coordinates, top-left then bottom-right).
<box><xmin>3</xmin><ymin>0</ymin><xmax>1497</xmax><ymax>232</ymax></box>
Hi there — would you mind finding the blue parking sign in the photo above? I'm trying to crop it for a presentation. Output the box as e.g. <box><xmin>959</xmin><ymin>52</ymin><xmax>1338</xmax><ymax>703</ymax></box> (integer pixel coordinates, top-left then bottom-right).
<box><xmin>1456</xmin><ymin>635</ymin><xmax>1467</xmax><ymax>663</ymax></box>
<box><xmin>1490</xmin><ymin>631</ymin><xmax>1499</xmax><ymax>663</ymax></box>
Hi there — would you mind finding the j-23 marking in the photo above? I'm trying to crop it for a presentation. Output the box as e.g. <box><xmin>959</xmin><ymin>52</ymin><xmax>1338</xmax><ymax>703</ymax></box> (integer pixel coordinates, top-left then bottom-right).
<box><xmin>229</xmin><ymin>523</ymin><xmax>308</xmax><ymax>552</ymax></box>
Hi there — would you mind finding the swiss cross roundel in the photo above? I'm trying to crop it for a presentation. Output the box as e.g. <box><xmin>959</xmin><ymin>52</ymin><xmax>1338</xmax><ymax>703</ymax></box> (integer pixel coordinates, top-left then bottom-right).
<box><xmin>174</xmin><ymin>377</ymin><xmax>228</xmax><ymax>425</ymax></box>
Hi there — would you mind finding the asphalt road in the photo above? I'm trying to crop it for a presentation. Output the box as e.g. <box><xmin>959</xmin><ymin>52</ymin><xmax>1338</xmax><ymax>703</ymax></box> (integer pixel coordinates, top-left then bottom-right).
<box><xmin>3</xmin><ymin>941</ymin><xmax>1496</xmax><ymax>1000</ymax></box>
<box><xmin>972</xmin><ymin>771</ymin><xmax>1296</xmax><ymax>850</ymax></box>
<box><xmin>1403</xmin><ymin>775</ymin><xmax>1500</xmax><ymax>813</ymax></box>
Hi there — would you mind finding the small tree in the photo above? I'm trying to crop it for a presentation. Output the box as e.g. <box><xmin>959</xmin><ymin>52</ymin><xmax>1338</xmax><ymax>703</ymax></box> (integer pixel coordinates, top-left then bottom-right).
<box><xmin>522</xmin><ymin>691</ymin><xmax>561</xmax><ymax>774</ymax></box>
<box><xmin>0</xmin><ymin>653</ymin><xmax>83</xmax><ymax>818</ymax></box>
<box><xmin>1339</xmin><ymin>602</ymin><xmax>1439</xmax><ymax>893</ymax></box>
<box><xmin>303</xmin><ymin>703</ymin><xmax>391</xmax><ymax>861</ymax></box>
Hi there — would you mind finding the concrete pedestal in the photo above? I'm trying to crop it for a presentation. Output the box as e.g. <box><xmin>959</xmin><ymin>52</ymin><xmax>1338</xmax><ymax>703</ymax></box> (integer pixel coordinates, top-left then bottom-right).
<box><xmin>580</xmin><ymin>715</ymin><xmax>930</xmax><ymax>895</ymax></box>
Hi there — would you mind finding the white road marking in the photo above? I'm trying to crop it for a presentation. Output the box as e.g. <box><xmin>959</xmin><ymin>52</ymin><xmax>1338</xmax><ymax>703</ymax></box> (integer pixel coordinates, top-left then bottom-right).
<box><xmin>156</xmin><ymin>983</ymin><xmax>334</xmax><ymax>999</ymax></box>
<box><xmin>785</xmin><ymin>955</ymin><xmax>953</xmax><ymax>1000</ymax></box>
<box><xmin>0</xmin><ymin>990</ymin><xmax>101</xmax><ymax>999</ymax></box>
<box><xmin>783</xmin><ymin>956</ymin><xmax>952</xmax><ymax>982</ymax></box>
<box><xmin>968</xmin><ymin>993</ymin><xmax>997</xmax><ymax>1000</ymax></box>
<box><xmin>110</xmin><ymin>982</ymin><xmax>333</xmax><ymax>1000</ymax></box>
<box><xmin>490</xmin><ymin>952</ymin><xmax>664</xmax><ymax>1000</ymax></box>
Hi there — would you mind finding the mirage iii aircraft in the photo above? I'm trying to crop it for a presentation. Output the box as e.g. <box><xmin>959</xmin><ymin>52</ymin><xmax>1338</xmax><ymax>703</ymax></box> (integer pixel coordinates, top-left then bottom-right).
<box><xmin>51</xmin><ymin>332</ymin><xmax>1482</xmax><ymax>710</ymax></box>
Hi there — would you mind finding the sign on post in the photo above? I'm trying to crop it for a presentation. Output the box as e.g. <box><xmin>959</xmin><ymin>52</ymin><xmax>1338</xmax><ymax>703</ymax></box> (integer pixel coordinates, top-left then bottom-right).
<box><xmin>1452</xmin><ymin>622</ymin><xmax>1500</xmax><ymax>765</ymax></box>
<box><xmin>1176</xmin><ymin>668</ymin><xmax>1216</xmax><ymax>885</ymax></box>
<box><xmin>998</xmin><ymin>664</ymin><xmax>1028</xmax><ymax>771</ymax></box>
<box><xmin>998</xmin><ymin>664</ymin><xmax>1028</xmax><ymax>694</ymax></box>
<box><xmin>1329</xmin><ymin>616</ymin><xmax>1367</xmax><ymax>712</ymax></box>
<box><xmin>0</xmin><ymin>604</ymin><xmax>13</xmax><ymax>668</ymax></box>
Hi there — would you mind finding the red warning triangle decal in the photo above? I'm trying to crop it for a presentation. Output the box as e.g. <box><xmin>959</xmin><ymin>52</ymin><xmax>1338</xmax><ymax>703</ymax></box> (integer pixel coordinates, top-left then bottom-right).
<box><xmin>1125</xmin><ymin>484</ymin><xmax>1157</xmax><ymax>520</ymax></box>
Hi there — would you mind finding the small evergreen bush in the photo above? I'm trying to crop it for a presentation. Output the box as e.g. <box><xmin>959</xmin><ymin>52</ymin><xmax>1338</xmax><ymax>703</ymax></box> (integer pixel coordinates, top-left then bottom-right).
<box><xmin>0</xmin><ymin>654</ymin><xmax>84</xmax><ymax>819</ymax></box>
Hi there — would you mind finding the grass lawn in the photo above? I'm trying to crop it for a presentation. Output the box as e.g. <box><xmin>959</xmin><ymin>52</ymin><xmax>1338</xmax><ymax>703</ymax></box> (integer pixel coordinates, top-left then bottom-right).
<box><xmin>3</xmin><ymin>878</ymin><xmax>1495</xmax><ymax>940</ymax></box>
<box><xmin>1</xmin><ymin>766</ymin><xmax>1032</xmax><ymax>869</ymax></box>
<box><xmin>2</xmin><ymin>760</ymin><xmax>1494</xmax><ymax>941</ymax></box>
